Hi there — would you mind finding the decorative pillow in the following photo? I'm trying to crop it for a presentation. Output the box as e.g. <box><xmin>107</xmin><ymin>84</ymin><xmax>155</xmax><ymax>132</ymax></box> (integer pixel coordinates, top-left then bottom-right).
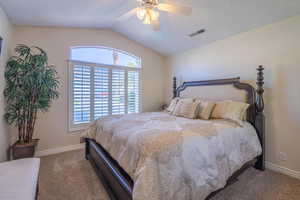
<box><xmin>166</xmin><ymin>98</ymin><xmax>179</xmax><ymax>113</ymax></box>
<box><xmin>194</xmin><ymin>99</ymin><xmax>216</xmax><ymax>120</ymax></box>
<box><xmin>173</xmin><ymin>98</ymin><xmax>199</xmax><ymax>119</ymax></box>
<box><xmin>241</xmin><ymin>110</ymin><xmax>248</xmax><ymax>121</ymax></box>
<box><xmin>173</xmin><ymin>98</ymin><xmax>193</xmax><ymax>115</ymax></box>
<box><xmin>211</xmin><ymin>100</ymin><xmax>249</xmax><ymax>125</ymax></box>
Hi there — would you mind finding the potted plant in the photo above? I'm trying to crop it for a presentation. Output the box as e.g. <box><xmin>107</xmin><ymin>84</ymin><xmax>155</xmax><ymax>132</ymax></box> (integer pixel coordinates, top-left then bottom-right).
<box><xmin>4</xmin><ymin>44</ymin><xmax>59</xmax><ymax>159</ymax></box>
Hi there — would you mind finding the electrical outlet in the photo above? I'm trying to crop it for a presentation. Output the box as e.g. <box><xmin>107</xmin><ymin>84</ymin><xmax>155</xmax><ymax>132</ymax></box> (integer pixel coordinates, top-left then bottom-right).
<box><xmin>279</xmin><ymin>152</ymin><xmax>287</xmax><ymax>161</ymax></box>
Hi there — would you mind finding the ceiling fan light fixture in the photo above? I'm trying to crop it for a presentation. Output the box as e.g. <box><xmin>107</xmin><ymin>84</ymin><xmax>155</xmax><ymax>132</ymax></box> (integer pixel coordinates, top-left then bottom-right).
<box><xmin>143</xmin><ymin>13</ymin><xmax>151</xmax><ymax>24</ymax></box>
<box><xmin>149</xmin><ymin>9</ymin><xmax>159</xmax><ymax>21</ymax></box>
<box><xmin>116</xmin><ymin>0</ymin><xmax>192</xmax><ymax>30</ymax></box>
<box><xmin>137</xmin><ymin>7</ymin><xmax>146</xmax><ymax>20</ymax></box>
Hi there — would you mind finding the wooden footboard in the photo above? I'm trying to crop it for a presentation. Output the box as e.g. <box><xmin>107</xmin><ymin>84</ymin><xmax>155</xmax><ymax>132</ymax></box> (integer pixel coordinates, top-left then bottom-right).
<box><xmin>85</xmin><ymin>138</ymin><xmax>133</xmax><ymax>200</ymax></box>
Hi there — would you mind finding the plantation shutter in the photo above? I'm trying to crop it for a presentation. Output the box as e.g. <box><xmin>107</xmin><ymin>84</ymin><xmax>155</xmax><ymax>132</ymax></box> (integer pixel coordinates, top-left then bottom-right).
<box><xmin>94</xmin><ymin>67</ymin><xmax>110</xmax><ymax>119</ymax></box>
<box><xmin>73</xmin><ymin>65</ymin><xmax>91</xmax><ymax>124</ymax></box>
<box><xmin>112</xmin><ymin>69</ymin><xmax>126</xmax><ymax>115</ymax></box>
<box><xmin>71</xmin><ymin>65</ymin><xmax>140</xmax><ymax>127</ymax></box>
<box><xmin>69</xmin><ymin>47</ymin><xmax>141</xmax><ymax>131</ymax></box>
<box><xmin>127</xmin><ymin>71</ymin><xmax>139</xmax><ymax>114</ymax></box>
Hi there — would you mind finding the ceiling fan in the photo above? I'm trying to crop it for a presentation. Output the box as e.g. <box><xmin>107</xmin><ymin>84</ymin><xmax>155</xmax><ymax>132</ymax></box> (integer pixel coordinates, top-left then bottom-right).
<box><xmin>117</xmin><ymin>0</ymin><xmax>192</xmax><ymax>31</ymax></box>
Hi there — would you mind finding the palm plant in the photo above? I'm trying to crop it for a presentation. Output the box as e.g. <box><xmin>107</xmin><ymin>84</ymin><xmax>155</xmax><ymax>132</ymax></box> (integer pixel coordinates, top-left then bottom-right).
<box><xmin>4</xmin><ymin>44</ymin><xmax>59</xmax><ymax>145</ymax></box>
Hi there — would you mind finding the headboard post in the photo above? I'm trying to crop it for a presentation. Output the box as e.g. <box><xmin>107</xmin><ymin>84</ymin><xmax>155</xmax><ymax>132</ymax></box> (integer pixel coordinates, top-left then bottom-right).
<box><xmin>173</xmin><ymin>77</ymin><xmax>177</xmax><ymax>98</ymax></box>
<box><xmin>256</xmin><ymin>65</ymin><xmax>265</xmax><ymax>112</ymax></box>
<box><xmin>254</xmin><ymin>65</ymin><xmax>265</xmax><ymax>171</ymax></box>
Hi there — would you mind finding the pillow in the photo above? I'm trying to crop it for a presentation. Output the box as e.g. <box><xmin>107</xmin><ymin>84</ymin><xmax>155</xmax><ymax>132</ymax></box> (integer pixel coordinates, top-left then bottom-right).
<box><xmin>173</xmin><ymin>98</ymin><xmax>199</xmax><ymax>119</ymax></box>
<box><xmin>166</xmin><ymin>98</ymin><xmax>179</xmax><ymax>113</ymax></box>
<box><xmin>241</xmin><ymin>109</ymin><xmax>248</xmax><ymax>121</ymax></box>
<box><xmin>194</xmin><ymin>99</ymin><xmax>216</xmax><ymax>120</ymax></box>
<box><xmin>211</xmin><ymin>100</ymin><xmax>249</xmax><ymax>125</ymax></box>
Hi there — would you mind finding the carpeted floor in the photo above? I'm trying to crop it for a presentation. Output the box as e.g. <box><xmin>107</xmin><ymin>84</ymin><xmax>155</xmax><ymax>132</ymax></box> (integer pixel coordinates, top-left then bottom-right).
<box><xmin>39</xmin><ymin>149</ymin><xmax>300</xmax><ymax>200</ymax></box>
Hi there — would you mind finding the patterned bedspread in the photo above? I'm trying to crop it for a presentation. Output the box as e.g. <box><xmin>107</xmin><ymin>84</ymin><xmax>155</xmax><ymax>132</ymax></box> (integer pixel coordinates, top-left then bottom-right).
<box><xmin>82</xmin><ymin>112</ymin><xmax>261</xmax><ymax>200</ymax></box>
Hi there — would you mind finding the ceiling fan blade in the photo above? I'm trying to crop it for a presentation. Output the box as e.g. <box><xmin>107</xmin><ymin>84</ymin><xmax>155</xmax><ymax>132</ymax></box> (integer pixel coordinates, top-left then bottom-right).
<box><xmin>152</xmin><ymin>20</ymin><xmax>160</xmax><ymax>31</ymax></box>
<box><xmin>157</xmin><ymin>3</ymin><xmax>192</xmax><ymax>16</ymax></box>
<box><xmin>117</xmin><ymin>8</ymin><xmax>138</xmax><ymax>21</ymax></box>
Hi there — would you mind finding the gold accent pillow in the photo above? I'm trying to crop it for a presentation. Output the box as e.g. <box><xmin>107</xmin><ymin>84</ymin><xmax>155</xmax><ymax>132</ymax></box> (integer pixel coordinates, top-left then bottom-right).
<box><xmin>194</xmin><ymin>100</ymin><xmax>216</xmax><ymax>120</ymax></box>
<box><xmin>166</xmin><ymin>98</ymin><xmax>179</xmax><ymax>113</ymax></box>
<box><xmin>173</xmin><ymin>98</ymin><xmax>199</xmax><ymax>119</ymax></box>
<box><xmin>211</xmin><ymin>100</ymin><xmax>249</xmax><ymax>125</ymax></box>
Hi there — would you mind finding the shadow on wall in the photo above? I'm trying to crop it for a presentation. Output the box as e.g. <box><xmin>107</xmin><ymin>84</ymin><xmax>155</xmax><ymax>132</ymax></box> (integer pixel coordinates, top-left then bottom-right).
<box><xmin>264</xmin><ymin>74</ymin><xmax>274</xmax><ymax>164</ymax></box>
<box><xmin>0</xmin><ymin>36</ymin><xmax>3</xmax><ymax>55</ymax></box>
<box><xmin>266</xmin><ymin>64</ymin><xmax>300</xmax><ymax>167</ymax></box>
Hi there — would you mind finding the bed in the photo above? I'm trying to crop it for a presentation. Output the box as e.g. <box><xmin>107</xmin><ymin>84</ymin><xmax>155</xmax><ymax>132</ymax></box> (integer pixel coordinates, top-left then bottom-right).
<box><xmin>83</xmin><ymin>66</ymin><xmax>265</xmax><ymax>200</ymax></box>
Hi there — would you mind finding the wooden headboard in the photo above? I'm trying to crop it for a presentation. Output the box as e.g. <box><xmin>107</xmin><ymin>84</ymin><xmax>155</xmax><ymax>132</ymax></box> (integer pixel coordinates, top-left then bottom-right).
<box><xmin>173</xmin><ymin>66</ymin><xmax>265</xmax><ymax>171</ymax></box>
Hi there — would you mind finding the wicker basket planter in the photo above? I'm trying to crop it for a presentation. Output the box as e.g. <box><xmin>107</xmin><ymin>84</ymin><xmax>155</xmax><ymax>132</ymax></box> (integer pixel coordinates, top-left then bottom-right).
<box><xmin>12</xmin><ymin>139</ymin><xmax>39</xmax><ymax>160</ymax></box>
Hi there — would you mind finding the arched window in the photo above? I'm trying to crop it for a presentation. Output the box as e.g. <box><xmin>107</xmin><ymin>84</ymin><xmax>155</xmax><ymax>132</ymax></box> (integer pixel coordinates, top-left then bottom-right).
<box><xmin>69</xmin><ymin>47</ymin><xmax>141</xmax><ymax>131</ymax></box>
<box><xmin>70</xmin><ymin>47</ymin><xmax>141</xmax><ymax>68</ymax></box>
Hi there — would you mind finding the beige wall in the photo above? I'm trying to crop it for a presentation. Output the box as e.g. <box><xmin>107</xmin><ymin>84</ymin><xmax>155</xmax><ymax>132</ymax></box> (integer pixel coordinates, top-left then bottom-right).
<box><xmin>166</xmin><ymin>15</ymin><xmax>300</xmax><ymax>172</ymax></box>
<box><xmin>11</xmin><ymin>26</ymin><xmax>167</xmax><ymax>151</ymax></box>
<box><xmin>0</xmin><ymin>6</ymin><xmax>12</xmax><ymax>161</ymax></box>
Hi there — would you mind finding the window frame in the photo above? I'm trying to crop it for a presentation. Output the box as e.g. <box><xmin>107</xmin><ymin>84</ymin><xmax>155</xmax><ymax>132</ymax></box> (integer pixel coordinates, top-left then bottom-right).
<box><xmin>68</xmin><ymin>47</ymin><xmax>142</xmax><ymax>132</ymax></box>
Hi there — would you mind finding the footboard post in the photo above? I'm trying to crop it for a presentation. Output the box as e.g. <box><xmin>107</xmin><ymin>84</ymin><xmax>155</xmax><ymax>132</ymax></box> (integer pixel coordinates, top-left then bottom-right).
<box><xmin>255</xmin><ymin>114</ymin><xmax>265</xmax><ymax>170</ymax></box>
<box><xmin>173</xmin><ymin>77</ymin><xmax>177</xmax><ymax>98</ymax></box>
<box><xmin>254</xmin><ymin>66</ymin><xmax>265</xmax><ymax>171</ymax></box>
<box><xmin>85</xmin><ymin>138</ymin><xmax>90</xmax><ymax>160</ymax></box>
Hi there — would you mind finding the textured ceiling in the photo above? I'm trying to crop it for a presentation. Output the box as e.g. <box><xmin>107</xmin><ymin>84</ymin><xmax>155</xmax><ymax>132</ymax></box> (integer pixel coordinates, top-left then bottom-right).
<box><xmin>1</xmin><ymin>0</ymin><xmax>300</xmax><ymax>55</ymax></box>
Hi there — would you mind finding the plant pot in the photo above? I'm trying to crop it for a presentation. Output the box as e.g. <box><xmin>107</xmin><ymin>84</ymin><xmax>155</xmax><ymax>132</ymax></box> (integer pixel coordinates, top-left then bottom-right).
<box><xmin>12</xmin><ymin>139</ymin><xmax>39</xmax><ymax>160</ymax></box>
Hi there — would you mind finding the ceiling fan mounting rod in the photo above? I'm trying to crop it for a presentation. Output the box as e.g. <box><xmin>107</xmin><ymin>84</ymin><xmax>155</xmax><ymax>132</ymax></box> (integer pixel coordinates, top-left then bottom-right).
<box><xmin>140</xmin><ymin>0</ymin><xmax>159</xmax><ymax>8</ymax></box>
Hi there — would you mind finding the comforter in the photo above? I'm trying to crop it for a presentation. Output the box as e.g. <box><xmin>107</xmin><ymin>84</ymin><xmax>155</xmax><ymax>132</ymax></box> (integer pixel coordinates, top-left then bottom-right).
<box><xmin>83</xmin><ymin>112</ymin><xmax>261</xmax><ymax>200</ymax></box>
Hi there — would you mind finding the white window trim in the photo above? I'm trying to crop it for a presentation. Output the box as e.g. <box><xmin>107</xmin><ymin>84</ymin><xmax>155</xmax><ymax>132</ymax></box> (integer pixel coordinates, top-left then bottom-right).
<box><xmin>68</xmin><ymin>60</ymin><xmax>142</xmax><ymax>133</ymax></box>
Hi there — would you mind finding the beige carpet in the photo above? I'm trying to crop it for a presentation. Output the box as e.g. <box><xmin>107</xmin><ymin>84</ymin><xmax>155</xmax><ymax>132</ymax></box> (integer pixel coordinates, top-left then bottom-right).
<box><xmin>39</xmin><ymin>149</ymin><xmax>300</xmax><ymax>200</ymax></box>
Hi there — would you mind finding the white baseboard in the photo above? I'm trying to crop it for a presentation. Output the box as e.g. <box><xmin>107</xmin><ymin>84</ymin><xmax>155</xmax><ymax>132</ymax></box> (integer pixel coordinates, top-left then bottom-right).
<box><xmin>35</xmin><ymin>143</ymin><xmax>84</xmax><ymax>157</ymax></box>
<box><xmin>266</xmin><ymin>161</ymin><xmax>300</xmax><ymax>180</ymax></box>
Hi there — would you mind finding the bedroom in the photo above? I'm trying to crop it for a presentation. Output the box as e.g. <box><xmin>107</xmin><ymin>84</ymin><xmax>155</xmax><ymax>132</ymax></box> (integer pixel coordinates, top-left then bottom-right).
<box><xmin>0</xmin><ymin>0</ymin><xmax>299</xmax><ymax>199</ymax></box>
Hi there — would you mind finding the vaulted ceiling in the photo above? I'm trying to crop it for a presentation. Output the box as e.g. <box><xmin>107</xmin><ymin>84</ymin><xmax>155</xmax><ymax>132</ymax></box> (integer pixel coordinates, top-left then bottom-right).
<box><xmin>1</xmin><ymin>0</ymin><xmax>300</xmax><ymax>55</ymax></box>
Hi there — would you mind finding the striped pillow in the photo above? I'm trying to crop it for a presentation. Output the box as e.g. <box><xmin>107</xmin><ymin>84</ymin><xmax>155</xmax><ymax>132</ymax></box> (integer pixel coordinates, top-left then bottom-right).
<box><xmin>211</xmin><ymin>100</ymin><xmax>249</xmax><ymax>125</ymax></box>
<box><xmin>194</xmin><ymin>99</ymin><xmax>216</xmax><ymax>120</ymax></box>
<box><xmin>166</xmin><ymin>98</ymin><xmax>179</xmax><ymax>113</ymax></box>
<box><xmin>173</xmin><ymin>98</ymin><xmax>199</xmax><ymax>119</ymax></box>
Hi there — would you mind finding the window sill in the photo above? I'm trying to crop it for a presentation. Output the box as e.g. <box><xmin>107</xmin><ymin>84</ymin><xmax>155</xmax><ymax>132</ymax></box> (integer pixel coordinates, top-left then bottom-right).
<box><xmin>68</xmin><ymin>124</ymin><xmax>89</xmax><ymax>133</ymax></box>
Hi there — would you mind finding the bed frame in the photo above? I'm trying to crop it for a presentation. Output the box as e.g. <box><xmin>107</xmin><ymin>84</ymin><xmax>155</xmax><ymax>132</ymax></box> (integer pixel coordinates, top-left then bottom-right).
<box><xmin>85</xmin><ymin>66</ymin><xmax>265</xmax><ymax>200</ymax></box>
